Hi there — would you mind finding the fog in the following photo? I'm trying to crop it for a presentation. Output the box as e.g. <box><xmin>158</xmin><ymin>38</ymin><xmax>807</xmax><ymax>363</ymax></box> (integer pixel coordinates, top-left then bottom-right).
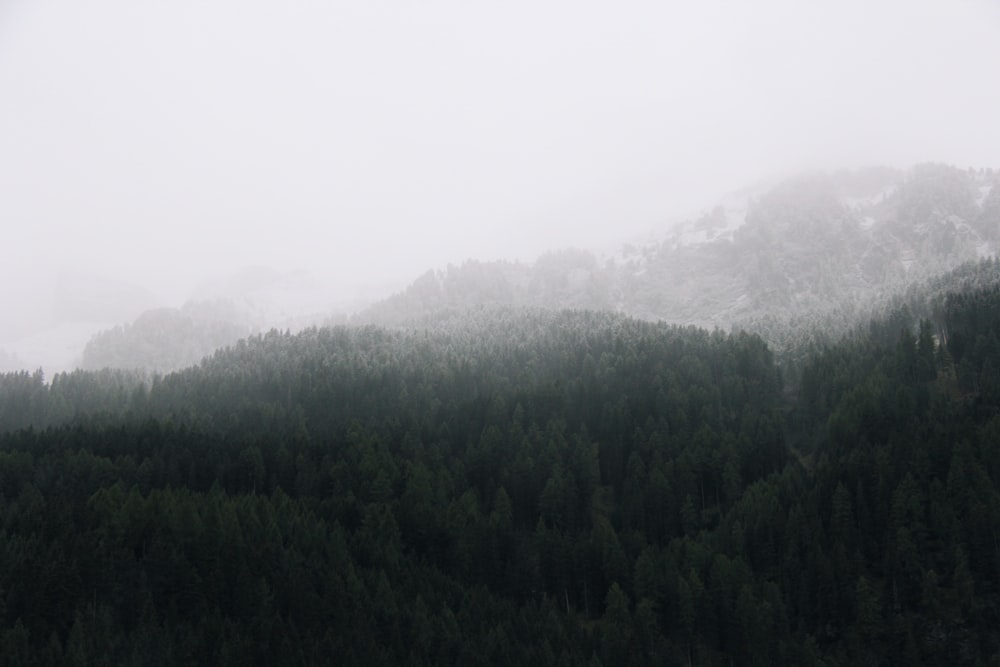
<box><xmin>1</xmin><ymin>0</ymin><xmax>999</xmax><ymax>370</ymax></box>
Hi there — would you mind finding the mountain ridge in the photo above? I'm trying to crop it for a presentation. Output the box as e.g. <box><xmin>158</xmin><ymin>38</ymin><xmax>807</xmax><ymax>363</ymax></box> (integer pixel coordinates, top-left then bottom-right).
<box><xmin>63</xmin><ymin>163</ymin><xmax>1000</xmax><ymax>373</ymax></box>
<box><xmin>360</xmin><ymin>164</ymin><xmax>999</xmax><ymax>342</ymax></box>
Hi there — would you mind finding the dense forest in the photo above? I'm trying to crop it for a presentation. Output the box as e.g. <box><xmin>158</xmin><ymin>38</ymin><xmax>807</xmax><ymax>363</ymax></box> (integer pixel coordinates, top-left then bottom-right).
<box><xmin>2</xmin><ymin>276</ymin><xmax>1000</xmax><ymax>664</ymax></box>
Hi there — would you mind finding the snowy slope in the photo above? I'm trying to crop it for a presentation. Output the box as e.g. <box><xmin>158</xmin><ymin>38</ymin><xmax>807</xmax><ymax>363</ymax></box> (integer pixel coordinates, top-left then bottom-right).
<box><xmin>362</xmin><ymin>165</ymin><xmax>1000</xmax><ymax>342</ymax></box>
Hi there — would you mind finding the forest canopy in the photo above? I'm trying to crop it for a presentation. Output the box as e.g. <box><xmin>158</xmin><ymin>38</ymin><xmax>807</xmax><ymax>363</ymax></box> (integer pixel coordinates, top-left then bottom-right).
<box><xmin>0</xmin><ymin>288</ymin><xmax>999</xmax><ymax>664</ymax></box>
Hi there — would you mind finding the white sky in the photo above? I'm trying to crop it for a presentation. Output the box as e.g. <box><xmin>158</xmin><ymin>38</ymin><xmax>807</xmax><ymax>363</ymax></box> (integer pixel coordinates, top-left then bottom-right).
<box><xmin>1</xmin><ymin>0</ymin><xmax>999</xmax><ymax>316</ymax></box>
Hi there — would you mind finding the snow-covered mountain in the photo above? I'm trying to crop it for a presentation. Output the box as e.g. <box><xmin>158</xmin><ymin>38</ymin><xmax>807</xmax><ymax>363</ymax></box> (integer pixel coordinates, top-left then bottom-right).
<box><xmin>42</xmin><ymin>163</ymin><xmax>1000</xmax><ymax>373</ymax></box>
<box><xmin>361</xmin><ymin>164</ymin><xmax>1000</xmax><ymax>346</ymax></box>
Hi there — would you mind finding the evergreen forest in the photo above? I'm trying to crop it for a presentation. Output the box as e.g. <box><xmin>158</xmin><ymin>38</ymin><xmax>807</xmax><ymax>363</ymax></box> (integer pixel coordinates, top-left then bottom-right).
<box><xmin>2</xmin><ymin>269</ymin><xmax>1000</xmax><ymax>665</ymax></box>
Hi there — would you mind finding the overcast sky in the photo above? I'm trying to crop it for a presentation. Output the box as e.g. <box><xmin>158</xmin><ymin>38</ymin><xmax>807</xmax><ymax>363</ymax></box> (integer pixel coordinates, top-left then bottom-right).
<box><xmin>2</xmin><ymin>0</ymin><xmax>999</xmax><ymax>316</ymax></box>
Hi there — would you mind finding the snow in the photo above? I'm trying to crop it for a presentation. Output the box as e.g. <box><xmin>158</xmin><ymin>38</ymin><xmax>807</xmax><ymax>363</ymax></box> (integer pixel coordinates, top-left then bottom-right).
<box><xmin>674</xmin><ymin>228</ymin><xmax>713</xmax><ymax>248</ymax></box>
<box><xmin>899</xmin><ymin>249</ymin><xmax>916</xmax><ymax>273</ymax></box>
<box><xmin>667</xmin><ymin>194</ymin><xmax>751</xmax><ymax>250</ymax></box>
<box><xmin>722</xmin><ymin>199</ymin><xmax>750</xmax><ymax>234</ymax></box>
<box><xmin>841</xmin><ymin>185</ymin><xmax>897</xmax><ymax>211</ymax></box>
<box><xmin>977</xmin><ymin>184</ymin><xmax>993</xmax><ymax>207</ymax></box>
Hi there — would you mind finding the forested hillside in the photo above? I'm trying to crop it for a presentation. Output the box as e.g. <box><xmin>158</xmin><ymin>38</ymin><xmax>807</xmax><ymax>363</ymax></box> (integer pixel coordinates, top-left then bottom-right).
<box><xmin>2</xmin><ymin>288</ymin><xmax>1000</xmax><ymax>664</ymax></box>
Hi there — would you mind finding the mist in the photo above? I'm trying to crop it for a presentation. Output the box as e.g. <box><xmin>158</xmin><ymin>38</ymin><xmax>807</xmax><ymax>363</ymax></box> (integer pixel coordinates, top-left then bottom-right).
<box><xmin>2</xmin><ymin>0</ymin><xmax>999</xmax><ymax>371</ymax></box>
